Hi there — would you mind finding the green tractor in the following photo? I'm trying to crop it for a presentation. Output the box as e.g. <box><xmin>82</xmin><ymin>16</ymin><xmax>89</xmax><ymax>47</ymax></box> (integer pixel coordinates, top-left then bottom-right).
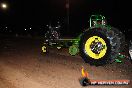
<box><xmin>42</xmin><ymin>15</ymin><xmax>126</xmax><ymax>66</ymax></box>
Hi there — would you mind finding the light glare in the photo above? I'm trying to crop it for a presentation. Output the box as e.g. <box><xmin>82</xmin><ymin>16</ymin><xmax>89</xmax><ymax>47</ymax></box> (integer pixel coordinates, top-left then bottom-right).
<box><xmin>1</xmin><ymin>3</ymin><xmax>7</xmax><ymax>9</ymax></box>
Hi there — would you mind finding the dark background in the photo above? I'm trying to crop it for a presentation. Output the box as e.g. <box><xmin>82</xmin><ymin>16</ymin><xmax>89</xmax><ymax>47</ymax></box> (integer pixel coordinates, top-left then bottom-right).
<box><xmin>0</xmin><ymin>0</ymin><xmax>132</xmax><ymax>37</ymax></box>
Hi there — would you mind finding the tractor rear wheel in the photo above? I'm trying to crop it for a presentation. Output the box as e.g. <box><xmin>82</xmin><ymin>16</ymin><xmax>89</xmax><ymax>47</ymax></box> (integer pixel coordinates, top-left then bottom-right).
<box><xmin>79</xmin><ymin>27</ymin><xmax>125</xmax><ymax>66</ymax></box>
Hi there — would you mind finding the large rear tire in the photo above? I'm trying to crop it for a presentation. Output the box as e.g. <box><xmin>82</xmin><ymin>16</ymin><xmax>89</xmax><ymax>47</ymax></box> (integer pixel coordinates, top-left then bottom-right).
<box><xmin>79</xmin><ymin>27</ymin><xmax>125</xmax><ymax>66</ymax></box>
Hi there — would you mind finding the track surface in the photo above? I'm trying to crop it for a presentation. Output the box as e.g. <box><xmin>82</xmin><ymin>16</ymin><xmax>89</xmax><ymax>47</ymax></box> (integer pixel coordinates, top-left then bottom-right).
<box><xmin>0</xmin><ymin>36</ymin><xmax>132</xmax><ymax>88</ymax></box>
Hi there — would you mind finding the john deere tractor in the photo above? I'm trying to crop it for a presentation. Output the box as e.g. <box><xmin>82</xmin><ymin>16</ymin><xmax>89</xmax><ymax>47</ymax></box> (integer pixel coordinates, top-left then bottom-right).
<box><xmin>42</xmin><ymin>15</ymin><xmax>126</xmax><ymax>66</ymax></box>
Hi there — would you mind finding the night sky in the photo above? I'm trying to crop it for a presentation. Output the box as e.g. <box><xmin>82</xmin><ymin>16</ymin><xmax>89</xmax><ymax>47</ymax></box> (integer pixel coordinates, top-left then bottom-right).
<box><xmin>0</xmin><ymin>0</ymin><xmax>132</xmax><ymax>36</ymax></box>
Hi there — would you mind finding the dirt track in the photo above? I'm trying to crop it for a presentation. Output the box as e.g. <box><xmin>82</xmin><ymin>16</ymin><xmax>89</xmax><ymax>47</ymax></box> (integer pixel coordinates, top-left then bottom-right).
<box><xmin>0</xmin><ymin>36</ymin><xmax>132</xmax><ymax>88</ymax></box>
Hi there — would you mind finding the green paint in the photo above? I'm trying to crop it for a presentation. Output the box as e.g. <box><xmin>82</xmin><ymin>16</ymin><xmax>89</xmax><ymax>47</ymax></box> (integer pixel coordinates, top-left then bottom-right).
<box><xmin>115</xmin><ymin>53</ymin><xmax>127</xmax><ymax>63</ymax></box>
<box><xmin>115</xmin><ymin>59</ymin><xmax>122</xmax><ymax>63</ymax></box>
<box><xmin>69</xmin><ymin>45</ymin><xmax>79</xmax><ymax>56</ymax></box>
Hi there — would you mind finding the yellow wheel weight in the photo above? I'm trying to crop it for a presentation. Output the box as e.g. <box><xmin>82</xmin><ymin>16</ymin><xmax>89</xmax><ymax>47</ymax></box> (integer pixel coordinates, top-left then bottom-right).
<box><xmin>84</xmin><ymin>36</ymin><xmax>107</xmax><ymax>59</ymax></box>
